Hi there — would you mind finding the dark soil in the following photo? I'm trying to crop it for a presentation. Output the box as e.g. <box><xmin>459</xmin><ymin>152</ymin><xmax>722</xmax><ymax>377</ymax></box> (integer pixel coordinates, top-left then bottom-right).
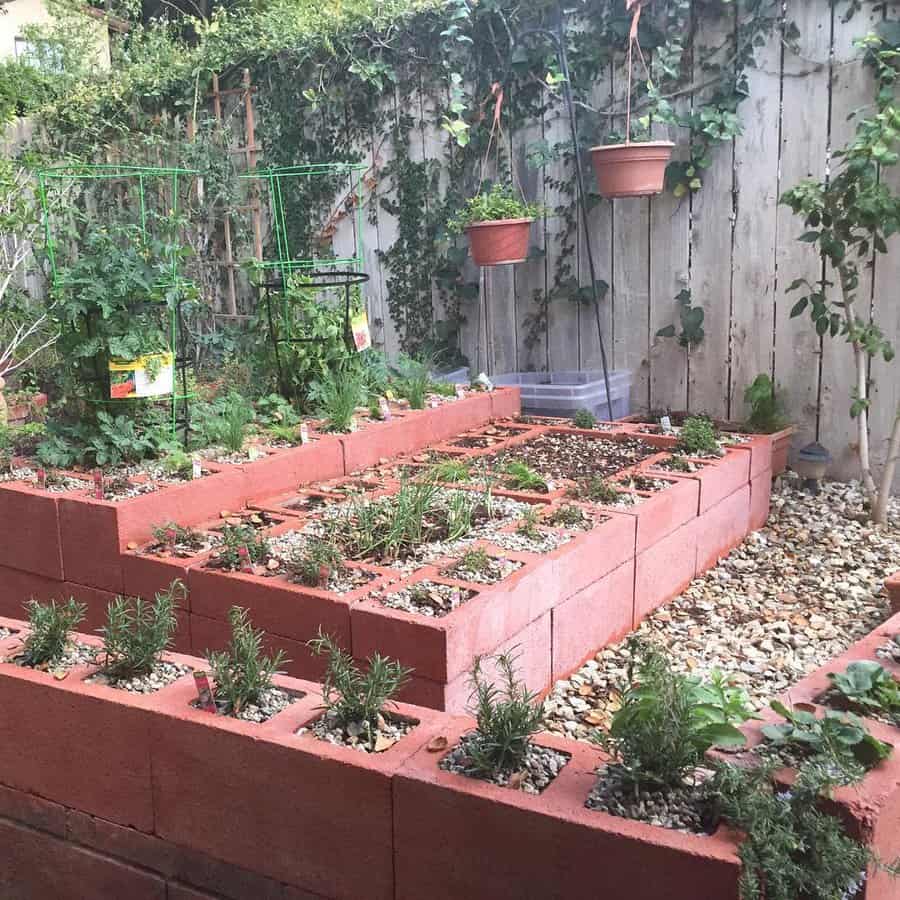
<box><xmin>448</xmin><ymin>426</ymin><xmax>528</xmax><ymax>449</ymax></box>
<box><xmin>486</xmin><ymin>432</ymin><xmax>659</xmax><ymax>481</ymax></box>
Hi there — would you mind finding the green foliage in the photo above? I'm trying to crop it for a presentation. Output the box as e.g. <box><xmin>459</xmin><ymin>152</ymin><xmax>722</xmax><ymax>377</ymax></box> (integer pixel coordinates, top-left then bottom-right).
<box><xmin>456</xmin><ymin>546</ymin><xmax>491</xmax><ymax>575</ymax></box>
<box><xmin>516</xmin><ymin>506</ymin><xmax>542</xmax><ymax>539</ymax></box>
<box><xmin>678</xmin><ymin>415</ymin><xmax>720</xmax><ymax>456</ymax></box>
<box><xmin>502</xmin><ymin>461</ymin><xmax>548</xmax><ymax>492</ymax></box>
<box><xmin>710</xmin><ymin>761</ymin><xmax>880</xmax><ymax>900</ymax></box>
<box><xmin>447</xmin><ymin>184</ymin><xmax>542</xmax><ymax>234</ymax></box>
<box><xmin>743</xmin><ymin>373</ymin><xmax>787</xmax><ymax>434</ymax></box>
<box><xmin>389</xmin><ymin>354</ymin><xmax>435</xmax><ymax>410</ymax></box>
<box><xmin>465</xmin><ymin>650</ymin><xmax>544</xmax><ymax>776</ymax></box>
<box><xmin>428</xmin><ymin>458</ymin><xmax>471</xmax><ymax>483</ymax></box>
<box><xmin>207</xmin><ymin>606</ymin><xmax>287</xmax><ymax>714</ymax></box>
<box><xmin>548</xmin><ymin>503</ymin><xmax>588</xmax><ymax>528</ymax></box>
<box><xmin>255</xmin><ymin>393</ymin><xmax>301</xmax><ymax>428</ymax></box>
<box><xmin>308</xmin><ymin>629</ymin><xmax>412</xmax><ymax>735</ymax></box>
<box><xmin>309</xmin><ymin>370</ymin><xmax>363</xmax><ymax>433</ymax></box>
<box><xmin>151</xmin><ymin>522</ymin><xmax>203</xmax><ymax>549</ymax></box>
<box><xmin>161</xmin><ymin>448</ymin><xmax>193</xmax><ymax>477</ymax></box>
<box><xmin>99</xmin><ymin>581</ymin><xmax>183</xmax><ymax>679</ymax></box>
<box><xmin>596</xmin><ymin>642</ymin><xmax>751</xmax><ymax>789</ymax></box>
<box><xmin>763</xmin><ymin>700</ymin><xmax>892</xmax><ymax>775</ymax></box>
<box><xmin>217</xmin><ymin>524</ymin><xmax>270</xmax><ymax>571</ymax></box>
<box><xmin>827</xmin><ymin>660</ymin><xmax>900</xmax><ymax>722</ymax></box>
<box><xmin>21</xmin><ymin>597</ymin><xmax>86</xmax><ymax>667</ymax></box>
<box><xmin>287</xmin><ymin>536</ymin><xmax>344</xmax><ymax>587</ymax></box>
<box><xmin>655</xmin><ymin>289</ymin><xmax>705</xmax><ymax>349</ymax></box>
<box><xmin>194</xmin><ymin>392</ymin><xmax>253</xmax><ymax>452</ymax></box>
<box><xmin>568</xmin><ymin>476</ymin><xmax>622</xmax><ymax>505</ymax></box>
<box><xmin>572</xmin><ymin>408</ymin><xmax>596</xmax><ymax>429</ymax></box>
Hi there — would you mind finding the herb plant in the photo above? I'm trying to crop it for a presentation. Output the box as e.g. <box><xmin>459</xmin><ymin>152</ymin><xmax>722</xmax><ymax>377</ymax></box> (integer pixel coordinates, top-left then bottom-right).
<box><xmin>516</xmin><ymin>506</ymin><xmax>542</xmax><ymax>539</ymax></box>
<box><xmin>98</xmin><ymin>580</ymin><xmax>184</xmax><ymax>679</ymax></box>
<box><xmin>502</xmin><ymin>461</ymin><xmax>547</xmax><ymax>492</ymax></box>
<box><xmin>456</xmin><ymin>547</ymin><xmax>491</xmax><ymax>576</ymax></box>
<box><xmin>572</xmin><ymin>408</ymin><xmax>596</xmax><ymax>429</ymax></box>
<box><xmin>151</xmin><ymin>522</ymin><xmax>203</xmax><ymax>550</ymax></box>
<box><xmin>826</xmin><ymin>660</ymin><xmax>900</xmax><ymax>723</ymax></box>
<box><xmin>216</xmin><ymin>524</ymin><xmax>270</xmax><ymax>570</ymax></box>
<box><xmin>465</xmin><ymin>650</ymin><xmax>544</xmax><ymax>777</ymax></box>
<box><xmin>308</xmin><ymin>629</ymin><xmax>412</xmax><ymax>737</ymax></box>
<box><xmin>20</xmin><ymin>598</ymin><xmax>86</xmax><ymax>667</ymax></box>
<box><xmin>429</xmin><ymin>458</ymin><xmax>471</xmax><ymax>483</ymax></box>
<box><xmin>390</xmin><ymin>353</ymin><xmax>433</xmax><ymax>410</ymax></box>
<box><xmin>201</xmin><ymin>392</ymin><xmax>254</xmax><ymax>452</ymax></box>
<box><xmin>548</xmin><ymin>503</ymin><xmax>587</xmax><ymax>528</ymax></box>
<box><xmin>678</xmin><ymin>415</ymin><xmax>720</xmax><ymax>456</ymax></box>
<box><xmin>743</xmin><ymin>373</ymin><xmax>787</xmax><ymax>434</ymax></box>
<box><xmin>207</xmin><ymin>606</ymin><xmax>287</xmax><ymax>714</ymax></box>
<box><xmin>448</xmin><ymin>184</ymin><xmax>542</xmax><ymax>233</ymax></box>
<box><xmin>567</xmin><ymin>476</ymin><xmax>622</xmax><ymax>505</ymax></box>
<box><xmin>309</xmin><ymin>370</ymin><xmax>363</xmax><ymax>433</ymax></box>
<box><xmin>287</xmin><ymin>536</ymin><xmax>343</xmax><ymax>587</ymax></box>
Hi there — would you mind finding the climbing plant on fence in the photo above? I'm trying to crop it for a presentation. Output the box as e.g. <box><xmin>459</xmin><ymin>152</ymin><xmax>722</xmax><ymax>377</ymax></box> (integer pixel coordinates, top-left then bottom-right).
<box><xmin>10</xmin><ymin>0</ymin><xmax>787</xmax><ymax>355</ymax></box>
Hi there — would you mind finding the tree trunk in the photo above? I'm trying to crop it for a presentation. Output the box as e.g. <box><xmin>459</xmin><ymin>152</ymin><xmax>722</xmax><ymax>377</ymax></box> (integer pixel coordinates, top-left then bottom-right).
<box><xmin>873</xmin><ymin>408</ymin><xmax>900</xmax><ymax>526</ymax></box>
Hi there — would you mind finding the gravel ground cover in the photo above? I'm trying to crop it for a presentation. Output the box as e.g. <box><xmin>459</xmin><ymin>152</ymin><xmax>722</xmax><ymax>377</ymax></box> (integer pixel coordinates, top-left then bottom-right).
<box><xmin>544</xmin><ymin>475</ymin><xmax>900</xmax><ymax>741</ymax></box>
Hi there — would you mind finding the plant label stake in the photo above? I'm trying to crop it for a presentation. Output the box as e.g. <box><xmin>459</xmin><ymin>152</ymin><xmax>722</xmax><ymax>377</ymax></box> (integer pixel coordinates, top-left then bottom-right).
<box><xmin>349</xmin><ymin>416</ymin><xmax>358</xmax><ymax>432</ymax></box>
<box><xmin>238</xmin><ymin>545</ymin><xmax>254</xmax><ymax>574</ymax></box>
<box><xmin>165</xmin><ymin>527</ymin><xmax>178</xmax><ymax>555</ymax></box>
<box><xmin>193</xmin><ymin>671</ymin><xmax>218</xmax><ymax>713</ymax></box>
<box><xmin>192</xmin><ymin>455</ymin><xmax>202</xmax><ymax>479</ymax></box>
<box><xmin>299</xmin><ymin>423</ymin><xmax>310</xmax><ymax>444</ymax></box>
<box><xmin>455</xmin><ymin>385</ymin><xmax>466</xmax><ymax>400</ymax></box>
<box><xmin>35</xmin><ymin>468</ymin><xmax>47</xmax><ymax>490</ymax></box>
<box><xmin>429</xmin><ymin>398</ymin><xmax>440</xmax><ymax>409</ymax></box>
<box><xmin>660</xmin><ymin>415</ymin><xmax>673</xmax><ymax>434</ymax></box>
<box><xmin>92</xmin><ymin>469</ymin><xmax>104</xmax><ymax>500</ymax></box>
<box><xmin>248</xmin><ymin>444</ymin><xmax>263</xmax><ymax>461</ymax></box>
<box><xmin>378</xmin><ymin>397</ymin><xmax>392</xmax><ymax>421</ymax></box>
<box><xmin>317</xmin><ymin>564</ymin><xmax>331</xmax><ymax>589</ymax></box>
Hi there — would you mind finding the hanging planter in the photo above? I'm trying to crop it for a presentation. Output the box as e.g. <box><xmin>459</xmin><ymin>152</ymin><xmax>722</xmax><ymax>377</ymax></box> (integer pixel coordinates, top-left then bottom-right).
<box><xmin>592</xmin><ymin>0</ymin><xmax>675</xmax><ymax>200</ymax></box>
<box><xmin>590</xmin><ymin>140</ymin><xmax>674</xmax><ymax>199</ymax></box>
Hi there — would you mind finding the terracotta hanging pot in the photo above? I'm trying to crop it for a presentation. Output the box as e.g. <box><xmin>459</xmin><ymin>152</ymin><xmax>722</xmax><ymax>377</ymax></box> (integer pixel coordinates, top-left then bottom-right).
<box><xmin>465</xmin><ymin>218</ymin><xmax>533</xmax><ymax>267</ymax></box>
<box><xmin>590</xmin><ymin>141</ymin><xmax>675</xmax><ymax>199</ymax></box>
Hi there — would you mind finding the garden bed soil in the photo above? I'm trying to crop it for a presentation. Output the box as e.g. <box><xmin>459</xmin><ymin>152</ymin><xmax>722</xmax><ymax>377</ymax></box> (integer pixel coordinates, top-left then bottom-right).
<box><xmin>299</xmin><ymin>709</ymin><xmax>416</xmax><ymax>754</ymax></box>
<box><xmin>86</xmin><ymin>659</ymin><xmax>191</xmax><ymax>694</ymax></box>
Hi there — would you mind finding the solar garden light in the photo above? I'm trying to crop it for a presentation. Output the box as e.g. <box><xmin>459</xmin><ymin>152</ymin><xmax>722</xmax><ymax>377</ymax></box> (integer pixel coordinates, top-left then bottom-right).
<box><xmin>794</xmin><ymin>441</ymin><xmax>831</xmax><ymax>495</ymax></box>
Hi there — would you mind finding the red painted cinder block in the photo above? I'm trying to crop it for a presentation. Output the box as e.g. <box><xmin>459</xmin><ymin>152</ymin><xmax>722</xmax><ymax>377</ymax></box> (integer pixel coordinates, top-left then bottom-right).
<box><xmin>693</xmin><ymin>484</ymin><xmax>751</xmax><ymax>573</ymax></box>
<box><xmin>552</xmin><ymin>559</ymin><xmax>635</xmax><ymax>681</ymax></box>
<box><xmin>150</xmin><ymin>677</ymin><xmax>445</xmax><ymax>900</ymax></box>
<box><xmin>59</xmin><ymin>495</ymin><xmax>126</xmax><ymax>593</ymax></box>
<box><xmin>489</xmin><ymin>386</ymin><xmax>522</xmax><ymax>420</ymax></box>
<box><xmin>121</xmin><ymin>542</ymin><xmax>207</xmax><ymax>604</ymax></box>
<box><xmin>0</xmin><ymin>818</ymin><xmax>166</xmax><ymax>900</ymax></box>
<box><xmin>0</xmin><ymin>481</ymin><xmax>65</xmax><ymax>579</ymax></box>
<box><xmin>633</xmin><ymin>520</ymin><xmax>697</xmax><ymax>626</ymax></box>
<box><xmin>749</xmin><ymin>469</ymin><xmax>773</xmax><ymax>531</ymax></box>
<box><xmin>0</xmin><ymin>565</ymin><xmax>63</xmax><ymax>617</ymax></box>
<box><xmin>420</xmin><ymin>392</ymin><xmax>495</xmax><ymax>445</ymax></box>
<box><xmin>393</xmin><ymin>718</ymin><xmax>743</xmax><ymax>900</ymax></box>
<box><xmin>644</xmin><ymin>447</ymin><xmax>751</xmax><ymax>513</ymax></box>
<box><xmin>770</xmin><ymin>425</ymin><xmax>795</xmax><ymax>476</ymax></box>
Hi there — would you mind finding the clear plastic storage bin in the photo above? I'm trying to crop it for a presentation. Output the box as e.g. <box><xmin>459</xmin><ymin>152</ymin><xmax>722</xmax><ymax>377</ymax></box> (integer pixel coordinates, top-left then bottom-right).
<box><xmin>491</xmin><ymin>369</ymin><xmax>632</xmax><ymax>420</ymax></box>
<box><xmin>430</xmin><ymin>367</ymin><xmax>470</xmax><ymax>385</ymax></box>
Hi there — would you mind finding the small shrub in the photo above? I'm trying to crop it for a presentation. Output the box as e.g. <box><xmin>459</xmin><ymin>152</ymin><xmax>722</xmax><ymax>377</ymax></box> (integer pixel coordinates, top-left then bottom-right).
<box><xmin>596</xmin><ymin>642</ymin><xmax>750</xmax><ymax>788</ymax></box>
<box><xmin>678</xmin><ymin>415</ymin><xmax>720</xmax><ymax>455</ymax></box>
<box><xmin>207</xmin><ymin>606</ymin><xmax>287</xmax><ymax>714</ymax></box>
<box><xmin>200</xmin><ymin>392</ymin><xmax>254</xmax><ymax>452</ymax></box>
<box><xmin>308</xmin><ymin>629</ymin><xmax>412</xmax><ymax>736</ymax></box>
<box><xmin>573</xmin><ymin>408</ymin><xmax>596</xmax><ymax>429</ymax></box>
<box><xmin>502</xmin><ymin>461</ymin><xmax>547</xmax><ymax>492</ymax></box>
<box><xmin>217</xmin><ymin>524</ymin><xmax>270</xmax><ymax>570</ymax></box>
<box><xmin>268</xmin><ymin>423</ymin><xmax>299</xmax><ymax>443</ymax></box>
<box><xmin>287</xmin><ymin>537</ymin><xmax>343</xmax><ymax>587</ymax></box>
<box><xmin>568</xmin><ymin>476</ymin><xmax>622</xmax><ymax>505</ymax></box>
<box><xmin>465</xmin><ymin>650</ymin><xmax>544</xmax><ymax>776</ymax></box>
<box><xmin>20</xmin><ymin>598</ymin><xmax>86</xmax><ymax>667</ymax></box>
<box><xmin>447</xmin><ymin>183</ymin><xmax>543</xmax><ymax>233</ymax></box>
<box><xmin>310</xmin><ymin>372</ymin><xmax>363</xmax><ymax>433</ymax></box>
<box><xmin>99</xmin><ymin>580</ymin><xmax>184</xmax><ymax>679</ymax></box>
<box><xmin>743</xmin><ymin>373</ymin><xmax>787</xmax><ymax>434</ymax></box>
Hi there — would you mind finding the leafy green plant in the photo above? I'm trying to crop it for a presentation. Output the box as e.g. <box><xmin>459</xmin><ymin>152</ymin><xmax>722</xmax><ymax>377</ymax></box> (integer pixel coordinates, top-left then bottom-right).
<box><xmin>502</xmin><ymin>461</ymin><xmax>547</xmax><ymax>492</ymax></box>
<box><xmin>743</xmin><ymin>373</ymin><xmax>788</xmax><ymax>434</ymax></box>
<box><xmin>455</xmin><ymin>547</ymin><xmax>492</xmax><ymax>575</ymax></box>
<box><xmin>202</xmin><ymin>392</ymin><xmax>254</xmax><ymax>453</ymax></box>
<box><xmin>655</xmin><ymin>289</ymin><xmax>705</xmax><ymax>349</ymax></box>
<box><xmin>572</xmin><ymin>408</ymin><xmax>596</xmax><ymax>429</ymax></box>
<box><xmin>151</xmin><ymin>522</ymin><xmax>204</xmax><ymax>550</ymax></box>
<box><xmin>678</xmin><ymin>415</ymin><xmax>720</xmax><ymax>456</ymax></box>
<box><xmin>447</xmin><ymin>184</ymin><xmax>543</xmax><ymax>233</ymax></box>
<box><xmin>827</xmin><ymin>660</ymin><xmax>900</xmax><ymax>722</ymax></box>
<box><xmin>763</xmin><ymin>700</ymin><xmax>892</xmax><ymax>774</ymax></box>
<box><xmin>390</xmin><ymin>353</ymin><xmax>433</xmax><ymax>410</ymax></box>
<box><xmin>98</xmin><ymin>581</ymin><xmax>183</xmax><ymax>679</ymax></box>
<box><xmin>309</xmin><ymin>370</ymin><xmax>363</xmax><ymax>433</ymax></box>
<box><xmin>207</xmin><ymin>606</ymin><xmax>287</xmax><ymax>714</ymax></box>
<box><xmin>428</xmin><ymin>458</ymin><xmax>471</xmax><ymax>483</ymax></box>
<box><xmin>516</xmin><ymin>506</ymin><xmax>542</xmax><ymax>539</ymax></box>
<box><xmin>20</xmin><ymin>598</ymin><xmax>86</xmax><ymax>667</ymax></box>
<box><xmin>255</xmin><ymin>393</ymin><xmax>300</xmax><ymax>428</ymax></box>
<box><xmin>308</xmin><ymin>629</ymin><xmax>412</xmax><ymax>737</ymax></box>
<box><xmin>567</xmin><ymin>476</ymin><xmax>622</xmax><ymax>505</ymax></box>
<box><xmin>161</xmin><ymin>448</ymin><xmax>193</xmax><ymax>477</ymax></box>
<box><xmin>216</xmin><ymin>524</ymin><xmax>270</xmax><ymax>571</ymax></box>
<box><xmin>596</xmin><ymin>642</ymin><xmax>750</xmax><ymax>788</ymax></box>
<box><xmin>287</xmin><ymin>536</ymin><xmax>344</xmax><ymax>587</ymax></box>
<box><xmin>548</xmin><ymin>503</ymin><xmax>588</xmax><ymax>528</ymax></box>
<box><xmin>464</xmin><ymin>650</ymin><xmax>544</xmax><ymax>777</ymax></box>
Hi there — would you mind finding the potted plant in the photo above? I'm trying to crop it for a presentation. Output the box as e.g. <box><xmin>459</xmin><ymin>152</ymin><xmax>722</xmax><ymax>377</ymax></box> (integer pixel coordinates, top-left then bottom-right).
<box><xmin>448</xmin><ymin>184</ymin><xmax>541</xmax><ymax>267</ymax></box>
<box><xmin>589</xmin><ymin>0</ymin><xmax>674</xmax><ymax>198</ymax></box>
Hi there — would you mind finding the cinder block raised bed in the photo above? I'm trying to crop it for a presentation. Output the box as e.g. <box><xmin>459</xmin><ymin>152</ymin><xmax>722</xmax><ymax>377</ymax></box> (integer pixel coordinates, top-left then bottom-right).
<box><xmin>0</xmin><ymin>479</ymin><xmax>71</xmax><ymax>580</ymax></box>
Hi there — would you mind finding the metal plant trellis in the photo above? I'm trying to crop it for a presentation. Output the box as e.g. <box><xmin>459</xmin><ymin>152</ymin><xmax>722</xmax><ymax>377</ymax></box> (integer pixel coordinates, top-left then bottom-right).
<box><xmin>239</xmin><ymin>162</ymin><xmax>370</xmax><ymax>402</ymax></box>
<box><xmin>36</xmin><ymin>163</ymin><xmax>199</xmax><ymax>442</ymax></box>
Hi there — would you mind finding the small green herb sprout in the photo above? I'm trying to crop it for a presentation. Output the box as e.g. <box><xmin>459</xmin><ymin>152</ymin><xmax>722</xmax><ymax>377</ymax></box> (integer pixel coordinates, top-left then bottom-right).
<box><xmin>448</xmin><ymin>184</ymin><xmax>543</xmax><ymax>234</ymax></box>
<box><xmin>548</xmin><ymin>503</ymin><xmax>588</xmax><ymax>528</ymax></box>
<box><xmin>678</xmin><ymin>415</ymin><xmax>721</xmax><ymax>456</ymax></box>
<box><xmin>573</xmin><ymin>408</ymin><xmax>596</xmax><ymax>429</ymax></box>
<box><xmin>99</xmin><ymin>580</ymin><xmax>184</xmax><ymax>680</ymax></box>
<box><xmin>390</xmin><ymin>354</ymin><xmax>433</xmax><ymax>410</ymax></box>
<box><xmin>151</xmin><ymin>521</ymin><xmax>203</xmax><ymax>551</ymax></box>
<box><xmin>502</xmin><ymin>461</ymin><xmax>548</xmax><ymax>492</ymax></box>
<box><xmin>21</xmin><ymin>598</ymin><xmax>87</xmax><ymax>667</ymax></box>
<box><xmin>516</xmin><ymin>506</ymin><xmax>543</xmax><ymax>539</ymax></box>
<box><xmin>310</xmin><ymin>372</ymin><xmax>363</xmax><ymax>433</ymax></box>
<box><xmin>456</xmin><ymin>547</ymin><xmax>492</xmax><ymax>575</ymax></box>
<box><xmin>308</xmin><ymin>629</ymin><xmax>412</xmax><ymax>738</ymax></box>
<box><xmin>207</xmin><ymin>606</ymin><xmax>287</xmax><ymax>714</ymax></box>
<box><xmin>161</xmin><ymin>448</ymin><xmax>193</xmax><ymax>478</ymax></box>
<box><xmin>287</xmin><ymin>536</ymin><xmax>343</xmax><ymax>588</ymax></box>
<box><xmin>763</xmin><ymin>700</ymin><xmax>893</xmax><ymax>774</ymax></box>
<box><xmin>827</xmin><ymin>660</ymin><xmax>900</xmax><ymax>722</ymax></box>
<box><xmin>665</xmin><ymin>454</ymin><xmax>692</xmax><ymax>472</ymax></box>
<box><xmin>465</xmin><ymin>650</ymin><xmax>544</xmax><ymax>776</ymax></box>
<box><xmin>429</xmin><ymin>458</ymin><xmax>472</xmax><ymax>483</ymax></box>
<box><xmin>568</xmin><ymin>476</ymin><xmax>622</xmax><ymax>505</ymax></box>
<box><xmin>217</xmin><ymin>524</ymin><xmax>270</xmax><ymax>571</ymax></box>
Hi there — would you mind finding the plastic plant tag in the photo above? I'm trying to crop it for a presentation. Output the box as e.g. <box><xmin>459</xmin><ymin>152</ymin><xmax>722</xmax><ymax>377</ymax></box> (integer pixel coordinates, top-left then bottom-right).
<box><xmin>378</xmin><ymin>397</ymin><xmax>392</xmax><ymax>420</ymax></box>
<box><xmin>455</xmin><ymin>385</ymin><xmax>466</xmax><ymax>400</ymax></box>
<box><xmin>193</xmin><ymin>671</ymin><xmax>217</xmax><ymax>713</ymax></box>
<box><xmin>247</xmin><ymin>444</ymin><xmax>263</xmax><ymax>461</ymax></box>
<box><xmin>660</xmin><ymin>415</ymin><xmax>673</xmax><ymax>433</ymax></box>
<box><xmin>349</xmin><ymin>416</ymin><xmax>358</xmax><ymax>432</ymax></box>
<box><xmin>238</xmin><ymin>545</ymin><xmax>254</xmax><ymax>574</ymax></box>
<box><xmin>429</xmin><ymin>398</ymin><xmax>440</xmax><ymax>409</ymax></box>
<box><xmin>299</xmin><ymin>423</ymin><xmax>310</xmax><ymax>444</ymax></box>
<box><xmin>35</xmin><ymin>468</ymin><xmax>46</xmax><ymax>489</ymax></box>
<box><xmin>350</xmin><ymin>310</ymin><xmax>372</xmax><ymax>352</ymax></box>
<box><xmin>192</xmin><ymin>455</ymin><xmax>202</xmax><ymax>480</ymax></box>
<box><xmin>474</xmin><ymin>372</ymin><xmax>494</xmax><ymax>392</ymax></box>
<box><xmin>108</xmin><ymin>352</ymin><xmax>174</xmax><ymax>399</ymax></box>
<box><xmin>92</xmin><ymin>469</ymin><xmax>104</xmax><ymax>500</ymax></box>
<box><xmin>165</xmin><ymin>527</ymin><xmax>177</xmax><ymax>555</ymax></box>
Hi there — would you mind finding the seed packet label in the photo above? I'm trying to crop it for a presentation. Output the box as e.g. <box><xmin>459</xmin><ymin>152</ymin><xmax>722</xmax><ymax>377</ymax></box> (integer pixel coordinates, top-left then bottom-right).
<box><xmin>660</xmin><ymin>415</ymin><xmax>673</xmax><ymax>433</ymax></box>
<box><xmin>350</xmin><ymin>310</ymin><xmax>372</xmax><ymax>352</ymax></box>
<box><xmin>192</xmin><ymin>456</ymin><xmax>202</xmax><ymax>480</ymax></box>
<box><xmin>36</xmin><ymin>468</ymin><xmax>46</xmax><ymax>489</ymax></box>
<box><xmin>193</xmin><ymin>671</ymin><xmax>217</xmax><ymax>713</ymax></box>
<box><xmin>92</xmin><ymin>469</ymin><xmax>104</xmax><ymax>500</ymax></box>
<box><xmin>378</xmin><ymin>397</ymin><xmax>392</xmax><ymax>421</ymax></box>
<box><xmin>299</xmin><ymin>423</ymin><xmax>310</xmax><ymax>444</ymax></box>
<box><xmin>108</xmin><ymin>352</ymin><xmax>174</xmax><ymax>399</ymax></box>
